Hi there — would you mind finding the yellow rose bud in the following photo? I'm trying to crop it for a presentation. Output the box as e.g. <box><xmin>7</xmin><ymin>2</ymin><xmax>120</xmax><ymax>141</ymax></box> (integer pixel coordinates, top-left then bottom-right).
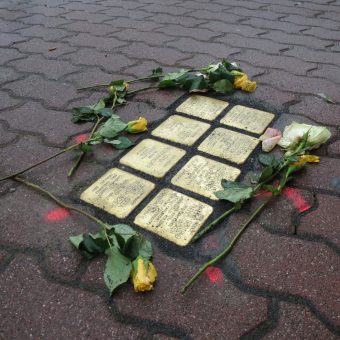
<box><xmin>124</xmin><ymin>82</ymin><xmax>129</xmax><ymax>91</ymax></box>
<box><xmin>241</xmin><ymin>80</ymin><xmax>257</xmax><ymax>92</ymax></box>
<box><xmin>126</xmin><ymin>117</ymin><xmax>148</xmax><ymax>133</ymax></box>
<box><xmin>233</xmin><ymin>73</ymin><xmax>248</xmax><ymax>89</ymax></box>
<box><xmin>131</xmin><ymin>257</ymin><xmax>157</xmax><ymax>292</ymax></box>
<box><xmin>292</xmin><ymin>155</ymin><xmax>320</xmax><ymax>167</ymax></box>
<box><xmin>108</xmin><ymin>85</ymin><xmax>116</xmax><ymax>95</ymax></box>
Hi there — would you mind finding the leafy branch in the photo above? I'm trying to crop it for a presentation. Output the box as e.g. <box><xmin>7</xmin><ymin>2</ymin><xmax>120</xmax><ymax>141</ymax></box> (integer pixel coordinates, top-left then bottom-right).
<box><xmin>13</xmin><ymin>176</ymin><xmax>155</xmax><ymax>294</ymax></box>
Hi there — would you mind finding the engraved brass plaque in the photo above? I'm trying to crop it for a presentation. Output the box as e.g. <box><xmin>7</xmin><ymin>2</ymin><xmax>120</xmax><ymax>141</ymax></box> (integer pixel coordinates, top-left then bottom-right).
<box><xmin>220</xmin><ymin>105</ymin><xmax>274</xmax><ymax>134</ymax></box>
<box><xmin>120</xmin><ymin>139</ymin><xmax>186</xmax><ymax>178</ymax></box>
<box><xmin>151</xmin><ymin>115</ymin><xmax>210</xmax><ymax>146</ymax></box>
<box><xmin>171</xmin><ymin>155</ymin><xmax>240</xmax><ymax>200</ymax></box>
<box><xmin>176</xmin><ymin>95</ymin><xmax>229</xmax><ymax>121</ymax></box>
<box><xmin>80</xmin><ymin>168</ymin><xmax>155</xmax><ymax>218</ymax></box>
<box><xmin>134</xmin><ymin>189</ymin><xmax>213</xmax><ymax>246</ymax></box>
<box><xmin>198</xmin><ymin>128</ymin><xmax>259</xmax><ymax>164</ymax></box>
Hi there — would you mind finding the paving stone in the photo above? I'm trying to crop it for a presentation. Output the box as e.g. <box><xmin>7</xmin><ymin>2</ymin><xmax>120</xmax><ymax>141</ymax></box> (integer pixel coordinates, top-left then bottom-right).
<box><xmin>220</xmin><ymin>105</ymin><xmax>274</xmax><ymax>134</ymax></box>
<box><xmin>0</xmin><ymin>122</ymin><xmax>17</xmax><ymax>145</ymax></box>
<box><xmin>0</xmin><ymin>66</ymin><xmax>21</xmax><ymax>84</ymax></box>
<box><xmin>135</xmin><ymin>188</ymin><xmax>213</xmax><ymax>245</ymax></box>
<box><xmin>0</xmin><ymin>32</ymin><xmax>26</xmax><ymax>47</ymax></box>
<box><xmin>0</xmin><ymin>255</ymin><xmax>147</xmax><ymax>339</ymax></box>
<box><xmin>3</xmin><ymin>75</ymin><xmax>81</xmax><ymax>108</ymax></box>
<box><xmin>65</xmin><ymin>67</ymin><xmax>114</xmax><ymax>88</ymax></box>
<box><xmin>201</xmin><ymin>21</ymin><xmax>266</xmax><ymax>37</ymax></box>
<box><xmin>66</xmin><ymin>33</ymin><xmax>127</xmax><ymax>52</ymax></box>
<box><xmin>63</xmin><ymin>10</ymin><xmax>111</xmax><ymax>23</ymax></box>
<box><xmin>289</xmin><ymin>96</ymin><xmax>340</xmax><ymax>126</ymax></box>
<box><xmin>120</xmin><ymin>42</ymin><xmax>190</xmax><ymax>65</ymax></box>
<box><xmin>0</xmin><ymin>20</ymin><xmax>27</xmax><ymax>32</ymax></box>
<box><xmin>18</xmin><ymin>13</ymin><xmax>70</xmax><ymax>28</ymax></box>
<box><xmin>302</xmin><ymin>26</ymin><xmax>340</xmax><ymax>41</ymax></box>
<box><xmin>298</xmin><ymin>194</ymin><xmax>340</xmax><ymax>247</ymax></box>
<box><xmin>65</xmin><ymin>48</ymin><xmax>135</xmax><ymax>72</ymax></box>
<box><xmin>198</xmin><ymin>128</ymin><xmax>259</xmax><ymax>164</ymax></box>
<box><xmin>81</xmin><ymin>168</ymin><xmax>155</xmax><ymax>218</ymax></box>
<box><xmin>310</xmin><ymin>64</ymin><xmax>340</xmax><ymax>84</ymax></box>
<box><xmin>236</xmin><ymin>50</ymin><xmax>317</xmax><ymax>76</ymax></box>
<box><xmin>328</xmin><ymin>140</ymin><xmax>340</xmax><ymax>157</ymax></box>
<box><xmin>120</xmin><ymin>139</ymin><xmax>186</xmax><ymax>178</ymax></box>
<box><xmin>260</xmin><ymin>31</ymin><xmax>331</xmax><ymax>50</ymax></box>
<box><xmin>0</xmin><ymin>90</ymin><xmax>22</xmax><ymax>110</ymax></box>
<box><xmin>9</xmin><ymin>55</ymin><xmax>79</xmax><ymax>80</ymax></box>
<box><xmin>114</xmin><ymin>250</ymin><xmax>268</xmax><ymax>338</ymax></box>
<box><xmin>171</xmin><ymin>155</ymin><xmax>240</xmax><ymax>200</ymax></box>
<box><xmin>149</xmin><ymin>13</ymin><xmax>206</xmax><ymax>27</ymax></box>
<box><xmin>233</xmin><ymin>224</ymin><xmax>340</xmax><ymax>326</ymax></box>
<box><xmin>264</xmin><ymin>302</ymin><xmax>337</xmax><ymax>339</ymax></box>
<box><xmin>104</xmin><ymin>17</ymin><xmax>163</xmax><ymax>31</ymax></box>
<box><xmin>176</xmin><ymin>95</ymin><xmax>229</xmax><ymax>121</ymax></box>
<box><xmin>61</xmin><ymin>21</ymin><xmax>117</xmax><ymax>36</ymax></box>
<box><xmin>152</xmin><ymin>115</ymin><xmax>210</xmax><ymax>146</ymax></box>
<box><xmin>0</xmin><ymin>47</ymin><xmax>24</xmax><ymax>64</ymax></box>
<box><xmin>292</xmin><ymin>156</ymin><xmax>340</xmax><ymax>193</ymax></box>
<box><xmin>156</xmin><ymin>25</ymin><xmax>220</xmax><ymax>41</ymax></box>
<box><xmin>258</xmin><ymin>71</ymin><xmax>339</xmax><ymax>101</ymax></box>
<box><xmin>25</xmin><ymin>6</ymin><xmax>68</xmax><ymax>16</ymax></box>
<box><xmin>16</xmin><ymin>25</ymin><xmax>70</xmax><ymax>41</ymax></box>
<box><xmin>15</xmin><ymin>38</ymin><xmax>77</xmax><ymax>57</ymax></box>
<box><xmin>114</xmin><ymin>28</ymin><xmax>175</xmax><ymax>46</ymax></box>
<box><xmin>167</xmin><ymin>38</ymin><xmax>241</xmax><ymax>59</ymax></box>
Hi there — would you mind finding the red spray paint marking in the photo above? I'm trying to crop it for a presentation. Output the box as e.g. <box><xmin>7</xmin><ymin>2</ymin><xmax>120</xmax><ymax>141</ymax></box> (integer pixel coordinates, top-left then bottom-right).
<box><xmin>75</xmin><ymin>133</ymin><xmax>89</xmax><ymax>144</ymax></box>
<box><xmin>283</xmin><ymin>187</ymin><xmax>311</xmax><ymax>213</ymax></box>
<box><xmin>45</xmin><ymin>207</ymin><xmax>70</xmax><ymax>221</ymax></box>
<box><xmin>205</xmin><ymin>266</ymin><xmax>224</xmax><ymax>285</ymax></box>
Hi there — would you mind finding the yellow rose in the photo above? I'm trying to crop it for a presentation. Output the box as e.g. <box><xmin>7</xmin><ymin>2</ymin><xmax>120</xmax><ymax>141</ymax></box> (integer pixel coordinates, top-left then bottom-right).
<box><xmin>233</xmin><ymin>73</ymin><xmax>257</xmax><ymax>93</ymax></box>
<box><xmin>292</xmin><ymin>155</ymin><xmax>320</xmax><ymax>167</ymax></box>
<box><xmin>124</xmin><ymin>82</ymin><xmax>129</xmax><ymax>91</ymax></box>
<box><xmin>125</xmin><ymin>117</ymin><xmax>148</xmax><ymax>133</ymax></box>
<box><xmin>131</xmin><ymin>257</ymin><xmax>157</xmax><ymax>292</ymax></box>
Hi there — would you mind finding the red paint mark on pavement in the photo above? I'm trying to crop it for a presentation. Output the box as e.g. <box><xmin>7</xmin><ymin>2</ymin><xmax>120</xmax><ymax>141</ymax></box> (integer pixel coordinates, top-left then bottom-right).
<box><xmin>205</xmin><ymin>266</ymin><xmax>224</xmax><ymax>285</ymax></box>
<box><xmin>283</xmin><ymin>187</ymin><xmax>312</xmax><ymax>213</ymax></box>
<box><xmin>45</xmin><ymin>207</ymin><xmax>70</xmax><ymax>221</ymax></box>
<box><xmin>75</xmin><ymin>133</ymin><xmax>89</xmax><ymax>144</ymax></box>
<box><xmin>256</xmin><ymin>188</ymin><xmax>273</xmax><ymax>198</ymax></box>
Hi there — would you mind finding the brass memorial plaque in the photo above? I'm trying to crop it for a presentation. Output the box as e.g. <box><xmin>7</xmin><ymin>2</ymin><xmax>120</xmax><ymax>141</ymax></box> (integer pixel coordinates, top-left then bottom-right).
<box><xmin>176</xmin><ymin>95</ymin><xmax>229</xmax><ymax>121</ymax></box>
<box><xmin>171</xmin><ymin>155</ymin><xmax>241</xmax><ymax>200</ymax></box>
<box><xmin>151</xmin><ymin>115</ymin><xmax>210</xmax><ymax>146</ymax></box>
<box><xmin>220</xmin><ymin>105</ymin><xmax>274</xmax><ymax>134</ymax></box>
<box><xmin>198</xmin><ymin>128</ymin><xmax>259</xmax><ymax>164</ymax></box>
<box><xmin>134</xmin><ymin>189</ymin><xmax>213</xmax><ymax>246</ymax></box>
<box><xmin>80</xmin><ymin>168</ymin><xmax>155</xmax><ymax>218</ymax></box>
<box><xmin>120</xmin><ymin>139</ymin><xmax>186</xmax><ymax>178</ymax></box>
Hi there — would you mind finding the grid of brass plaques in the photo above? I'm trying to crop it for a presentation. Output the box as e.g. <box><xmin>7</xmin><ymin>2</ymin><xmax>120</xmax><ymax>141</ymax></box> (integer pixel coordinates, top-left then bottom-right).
<box><xmin>81</xmin><ymin>96</ymin><xmax>275</xmax><ymax>246</ymax></box>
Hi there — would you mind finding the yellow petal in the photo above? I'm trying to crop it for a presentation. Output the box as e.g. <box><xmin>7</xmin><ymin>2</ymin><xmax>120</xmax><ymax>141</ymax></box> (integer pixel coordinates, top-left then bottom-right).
<box><xmin>241</xmin><ymin>80</ymin><xmax>257</xmax><ymax>93</ymax></box>
<box><xmin>234</xmin><ymin>73</ymin><xmax>248</xmax><ymax>89</ymax></box>
<box><xmin>131</xmin><ymin>258</ymin><xmax>157</xmax><ymax>292</ymax></box>
<box><xmin>126</xmin><ymin>117</ymin><xmax>148</xmax><ymax>134</ymax></box>
<box><xmin>292</xmin><ymin>155</ymin><xmax>320</xmax><ymax>166</ymax></box>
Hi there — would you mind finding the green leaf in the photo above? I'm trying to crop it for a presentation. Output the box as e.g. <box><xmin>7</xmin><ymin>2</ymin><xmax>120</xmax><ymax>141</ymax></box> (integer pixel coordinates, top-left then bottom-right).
<box><xmin>124</xmin><ymin>235</ymin><xmax>153</xmax><ymax>260</ymax></box>
<box><xmin>113</xmin><ymin>224</ymin><xmax>136</xmax><ymax>249</ymax></box>
<box><xmin>105</xmin><ymin>136</ymin><xmax>135</xmax><ymax>150</ymax></box>
<box><xmin>177</xmin><ymin>73</ymin><xmax>208</xmax><ymax>92</ymax></box>
<box><xmin>258</xmin><ymin>153</ymin><xmax>275</xmax><ymax>166</ymax></box>
<box><xmin>152</xmin><ymin>67</ymin><xmax>163</xmax><ymax>79</ymax></box>
<box><xmin>98</xmin><ymin>117</ymin><xmax>127</xmax><ymax>138</ymax></box>
<box><xmin>69</xmin><ymin>234</ymin><xmax>84</xmax><ymax>249</ymax></box>
<box><xmin>99</xmin><ymin>107</ymin><xmax>113</xmax><ymax>117</ymax></box>
<box><xmin>104</xmin><ymin>247</ymin><xmax>132</xmax><ymax>294</ymax></box>
<box><xmin>90</xmin><ymin>99</ymin><xmax>106</xmax><ymax>112</ymax></box>
<box><xmin>259</xmin><ymin>166</ymin><xmax>273</xmax><ymax>182</ymax></box>
<box><xmin>71</xmin><ymin>109</ymin><xmax>96</xmax><ymax>123</ymax></box>
<box><xmin>79</xmin><ymin>142</ymin><xmax>92</xmax><ymax>153</ymax></box>
<box><xmin>317</xmin><ymin>93</ymin><xmax>335</xmax><ymax>104</ymax></box>
<box><xmin>208</xmin><ymin>64</ymin><xmax>234</xmax><ymax>83</ymax></box>
<box><xmin>78</xmin><ymin>232</ymin><xmax>109</xmax><ymax>258</ymax></box>
<box><xmin>262</xmin><ymin>184</ymin><xmax>279</xmax><ymax>196</ymax></box>
<box><xmin>212</xmin><ymin>79</ymin><xmax>234</xmax><ymax>94</ymax></box>
<box><xmin>215</xmin><ymin>180</ymin><xmax>253</xmax><ymax>203</ymax></box>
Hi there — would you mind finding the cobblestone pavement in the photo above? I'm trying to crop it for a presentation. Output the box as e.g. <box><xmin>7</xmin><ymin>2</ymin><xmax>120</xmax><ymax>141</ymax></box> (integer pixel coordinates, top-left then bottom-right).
<box><xmin>1</xmin><ymin>0</ymin><xmax>340</xmax><ymax>338</ymax></box>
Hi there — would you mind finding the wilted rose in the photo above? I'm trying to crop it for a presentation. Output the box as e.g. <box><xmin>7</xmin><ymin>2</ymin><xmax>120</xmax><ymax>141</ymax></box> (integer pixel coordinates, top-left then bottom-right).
<box><xmin>125</xmin><ymin>117</ymin><xmax>148</xmax><ymax>133</ymax></box>
<box><xmin>131</xmin><ymin>257</ymin><xmax>157</xmax><ymax>292</ymax></box>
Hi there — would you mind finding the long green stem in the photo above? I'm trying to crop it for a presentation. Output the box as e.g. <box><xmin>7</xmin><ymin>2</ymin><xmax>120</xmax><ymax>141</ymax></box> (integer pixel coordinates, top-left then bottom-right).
<box><xmin>68</xmin><ymin>117</ymin><xmax>104</xmax><ymax>177</ymax></box>
<box><xmin>126</xmin><ymin>85</ymin><xmax>159</xmax><ymax>96</ymax></box>
<box><xmin>13</xmin><ymin>176</ymin><xmax>107</xmax><ymax>229</ymax></box>
<box><xmin>181</xmin><ymin>198</ymin><xmax>271</xmax><ymax>294</ymax></box>
<box><xmin>77</xmin><ymin>75</ymin><xmax>162</xmax><ymax>91</ymax></box>
<box><xmin>192</xmin><ymin>206</ymin><xmax>237</xmax><ymax>242</ymax></box>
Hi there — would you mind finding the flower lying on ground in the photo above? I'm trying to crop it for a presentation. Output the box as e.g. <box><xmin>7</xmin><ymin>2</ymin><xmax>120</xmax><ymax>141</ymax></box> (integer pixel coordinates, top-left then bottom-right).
<box><xmin>292</xmin><ymin>154</ymin><xmax>320</xmax><ymax>166</ymax></box>
<box><xmin>131</xmin><ymin>256</ymin><xmax>157</xmax><ymax>292</ymax></box>
<box><xmin>278</xmin><ymin>122</ymin><xmax>331</xmax><ymax>154</ymax></box>
<box><xmin>259</xmin><ymin>127</ymin><xmax>282</xmax><ymax>152</ymax></box>
<box><xmin>232</xmin><ymin>70</ymin><xmax>257</xmax><ymax>93</ymax></box>
<box><xmin>125</xmin><ymin>117</ymin><xmax>148</xmax><ymax>133</ymax></box>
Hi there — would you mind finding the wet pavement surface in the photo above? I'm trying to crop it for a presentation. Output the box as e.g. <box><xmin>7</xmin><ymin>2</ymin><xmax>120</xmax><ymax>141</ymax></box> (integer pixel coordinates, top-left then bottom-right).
<box><xmin>0</xmin><ymin>0</ymin><xmax>340</xmax><ymax>338</ymax></box>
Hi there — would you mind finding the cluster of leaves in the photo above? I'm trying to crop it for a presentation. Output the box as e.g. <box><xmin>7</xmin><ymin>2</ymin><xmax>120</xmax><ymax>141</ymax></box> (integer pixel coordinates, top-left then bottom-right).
<box><xmin>215</xmin><ymin>133</ymin><xmax>312</xmax><ymax>206</ymax></box>
<box><xmin>70</xmin><ymin>224</ymin><xmax>152</xmax><ymax>294</ymax></box>
<box><xmin>157</xmin><ymin>60</ymin><xmax>243</xmax><ymax>94</ymax></box>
